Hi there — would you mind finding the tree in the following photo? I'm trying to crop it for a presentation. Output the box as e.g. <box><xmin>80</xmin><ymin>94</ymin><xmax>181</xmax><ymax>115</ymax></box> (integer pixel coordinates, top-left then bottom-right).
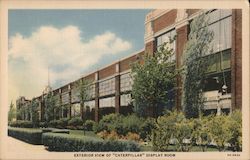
<box><xmin>131</xmin><ymin>42</ymin><xmax>179</xmax><ymax>118</ymax></box>
<box><xmin>30</xmin><ymin>99</ymin><xmax>39</xmax><ymax>127</ymax></box>
<box><xmin>44</xmin><ymin>92</ymin><xmax>56</xmax><ymax>123</ymax></box>
<box><xmin>183</xmin><ymin>12</ymin><xmax>214</xmax><ymax>118</ymax></box>
<box><xmin>78</xmin><ymin>79</ymin><xmax>91</xmax><ymax>120</ymax></box>
<box><xmin>8</xmin><ymin>101</ymin><xmax>16</xmax><ymax>122</ymax></box>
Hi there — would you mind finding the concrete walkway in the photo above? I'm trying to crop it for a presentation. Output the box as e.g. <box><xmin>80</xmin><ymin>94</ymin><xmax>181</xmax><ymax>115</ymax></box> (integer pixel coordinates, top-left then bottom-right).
<box><xmin>6</xmin><ymin>136</ymin><xmax>48</xmax><ymax>153</ymax></box>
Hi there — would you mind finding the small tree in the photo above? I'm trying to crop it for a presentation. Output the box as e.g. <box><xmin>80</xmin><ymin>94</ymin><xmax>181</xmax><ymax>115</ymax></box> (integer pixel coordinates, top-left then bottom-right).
<box><xmin>183</xmin><ymin>12</ymin><xmax>214</xmax><ymax>118</ymax></box>
<box><xmin>30</xmin><ymin>100</ymin><xmax>39</xmax><ymax>127</ymax></box>
<box><xmin>131</xmin><ymin>42</ymin><xmax>179</xmax><ymax>118</ymax></box>
<box><xmin>8</xmin><ymin>101</ymin><xmax>16</xmax><ymax>122</ymax></box>
<box><xmin>44</xmin><ymin>92</ymin><xmax>56</xmax><ymax>123</ymax></box>
<box><xmin>78</xmin><ymin>79</ymin><xmax>91</xmax><ymax>120</ymax></box>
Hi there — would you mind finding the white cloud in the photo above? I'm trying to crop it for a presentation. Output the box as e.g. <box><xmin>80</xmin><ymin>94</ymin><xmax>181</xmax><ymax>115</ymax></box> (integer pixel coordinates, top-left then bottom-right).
<box><xmin>8</xmin><ymin>25</ymin><xmax>132</xmax><ymax>104</ymax></box>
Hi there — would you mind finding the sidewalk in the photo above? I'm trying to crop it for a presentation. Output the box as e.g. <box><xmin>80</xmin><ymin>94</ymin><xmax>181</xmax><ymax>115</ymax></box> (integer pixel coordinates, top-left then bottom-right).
<box><xmin>6</xmin><ymin>136</ymin><xmax>48</xmax><ymax>153</ymax></box>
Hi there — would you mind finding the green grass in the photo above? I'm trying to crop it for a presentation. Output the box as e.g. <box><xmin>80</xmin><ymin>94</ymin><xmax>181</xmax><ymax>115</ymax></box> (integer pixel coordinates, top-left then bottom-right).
<box><xmin>140</xmin><ymin>144</ymin><xmax>222</xmax><ymax>152</ymax></box>
<box><xmin>69</xmin><ymin>130</ymin><xmax>101</xmax><ymax>139</ymax></box>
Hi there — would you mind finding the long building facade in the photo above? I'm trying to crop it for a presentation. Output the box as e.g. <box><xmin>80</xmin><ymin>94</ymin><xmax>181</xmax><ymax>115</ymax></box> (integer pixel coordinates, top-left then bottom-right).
<box><xmin>16</xmin><ymin>9</ymin><xmax>242</xmax><ymax>122</ymax></box>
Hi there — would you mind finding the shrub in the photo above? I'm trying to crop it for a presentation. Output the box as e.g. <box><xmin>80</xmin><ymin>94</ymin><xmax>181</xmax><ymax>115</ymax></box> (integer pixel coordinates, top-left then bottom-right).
<box><xmin>48</xmin><ymin>120</ymin><xmax>58</xmax><ymax>128</ymax></box>
<box><xmin>228</xmin><ymin>110</ymin><xmax>242</xmax><ymax>151</ymax></box>
<box><xmin>9</xmin><ymin>120</ymin><xmax>33</xmax><ymax>128</ymax></box>
<box><xmin>152</xmin><ymin>110</ymin><xmax>179</xmax><ymax>151</ymax></box>
<box><xmin>39</xmin><ymin>122</ymin><xmax>48</xmax><ymax>128</ymax></box>
<box><xmin>84</xmin><ymin>120</ymin><xmax>96</xmax><ymax>131</ymax></box>
<box><xmin>93</xmin><ymin>114</ymin><xmax>122</xmax><ymax>133</ymax></box>
<box><xmin>139</xmin><ymin>118</ymin><xmax>156</xmax><ymax>141</ymax></box>
<box><xmin>208</xmin><ymin>114</ymin><xmax>233</xmax><ymax>151</ymax></box>
<box><xmin>60</xmin><ymin>118</ymin><xmax>70</xmax><ymax>128</ymax></box>
<box><xmin>192</xmin><ymin>115</ymin><xmax>213</xmax><ymax>152</ymax></box>
<box><xmin>125</xmin><ymin>132</ymin><xmax>141</xmax><ymax>142</ymax></box>
<box><xmin>42</xmin><ymin>132</ymin><xmax>140</xmax><ymax>151</ymax></box>
<box><xmin>68</xmin><ymin>117</ymin><xmax>83</xmax><ymax>126</ymax></box>
<box><xmin>51</xmin><ymin>129</ymin><xmax>70</xmax><ymax>134</ymax></box>
<box><xmin>8</xmin><ymin>127</ymin><xmax>42</xmax><ymax>144</ymax></box>
<box><xmin>122</xmin><ymin>114</ymin><xmax>143</xmax><ymax>135</ymax></box>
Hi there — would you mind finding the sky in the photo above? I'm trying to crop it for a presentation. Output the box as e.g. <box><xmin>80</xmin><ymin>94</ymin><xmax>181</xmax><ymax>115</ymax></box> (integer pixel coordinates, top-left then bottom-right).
<box><xmin>8</xmin><ymin>9</ymin><xmax>151</xmax><ymax>105</ymax></box>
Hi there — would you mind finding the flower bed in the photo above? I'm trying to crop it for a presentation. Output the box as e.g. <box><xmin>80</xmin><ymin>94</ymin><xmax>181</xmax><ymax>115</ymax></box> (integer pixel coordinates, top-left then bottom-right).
<box><xmin>42</xmin><ymin>132</ymin><xmax>140</xmax><ymax>152</ymax></box>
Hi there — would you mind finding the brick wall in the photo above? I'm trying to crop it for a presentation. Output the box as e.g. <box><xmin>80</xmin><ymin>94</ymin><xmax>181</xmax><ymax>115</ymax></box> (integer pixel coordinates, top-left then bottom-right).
<box><xmin>153</xmin><ymin>9</ymin><xmax>177</xmax><ymax>33</ymax></box>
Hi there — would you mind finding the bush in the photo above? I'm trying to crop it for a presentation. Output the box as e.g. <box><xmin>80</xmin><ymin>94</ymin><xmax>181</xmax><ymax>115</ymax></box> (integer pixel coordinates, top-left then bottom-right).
<box><xmin>84</xmin><ymin>120</ymin><xmax>96</xmax><ymax>131</ymax></box>
<box><xmin>59</xmin><ymin>118</ymin><xmax>70</xmax><ymax>128</ymax></box>
<box><xmin>8</xmin><ymin>127</ymin><xmax>42</xmax><ymax>144</ymax></box>
<box><xmin>228</xmin><ymin>110</ymin><xmax>242</xmax><ymax>151</ymax></box>
<box><xmin>39</xmin><ymin>122</ymin><xmax>48</xmax><ymax>128</ymax></box>
<box><xmin>42</xmin><ymin>132</ymin><xmax>140</xmax><ymax>151</ymax></box>
<box><xmin>9</xmin><ymin>120</ymin><xmax>33</xmax><ymax>128</ymax></box>
<box><xmin>208</xmin><ymin>114</ymin><xmax>233</xmax><ymax>151</ymax></box>
<box><xmin>122</xmin><ymin>114</ymin><xmax>143</xmax><ymax>135</ymax></box>
<box><xmin>139</xmin><ymin>118</ymin><xmax>156</xmax><ymax>141</ymax></box>
<box><xmin>48</xmin><ymin>120</ymin><xmax>58</xmax><ymax>128</ymax></box>
<box><xmin>68</xmin><ymin>117</ymin><xmax>83</xmax><ymax>126</ymax></box>
<box><xmin>125</xmin><ymin>132</ymin><xmax>141</xmax><ymax>142</ymax></box>
<box><xmin>93</xmin><ymin>114</ymin><xmax>123</xmax><ymax>133</ymax></box>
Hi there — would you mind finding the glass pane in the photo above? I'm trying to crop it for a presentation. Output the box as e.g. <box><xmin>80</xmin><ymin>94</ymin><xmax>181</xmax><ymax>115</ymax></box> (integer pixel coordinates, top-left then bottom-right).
<box><xmin>221</xmin><ymin>50</ymin><xmax>231</xmax><ymax>70</ymax></box>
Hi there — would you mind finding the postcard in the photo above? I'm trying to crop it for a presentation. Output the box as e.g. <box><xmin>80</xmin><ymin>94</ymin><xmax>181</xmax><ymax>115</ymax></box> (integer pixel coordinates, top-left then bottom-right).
<box><xmin>0</xmin><ymin>0</ymin><xmax>249</xmax><ymax>160</ymax></box>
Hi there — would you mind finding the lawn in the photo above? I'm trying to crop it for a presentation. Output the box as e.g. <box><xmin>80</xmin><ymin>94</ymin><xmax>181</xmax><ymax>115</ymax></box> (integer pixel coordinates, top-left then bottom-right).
<box><xmin>69</xmin><ymin>130</ymin><xmax>100</xmax><ymax>139</ymax></box>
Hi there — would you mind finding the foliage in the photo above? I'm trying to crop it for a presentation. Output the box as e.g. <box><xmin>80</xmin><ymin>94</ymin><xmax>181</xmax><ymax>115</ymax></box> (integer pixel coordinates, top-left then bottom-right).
<box><xmin>68</xmin><ymin>117</ymin><xmax>83</xmax><ymax>126</ymax></box>
<box><xmin>78</xmin><ymin>79</ymin><xmax>91</xmax><ymax>120</ymax></box>
<box><xmin>84</xmin><ymin>120</ymin><xmax>96</xmax><ymax>131</ymax></box>
<box><xmin>152</xmin><ymin>110</ymin><xmax>181</xmax><ymax>151</ymax></box>
<box><xmin>8</xmin><ymin>120</ymin><xmax>33</xmax><ymax>128</ymax></box>
<box><xmin>94</xmin><ymin>113</ymin><xmax>154</xmax><ymax>140</ymax></box>
<box><xmin>192</xmin><ymin>115</ymin><xmax>213</xmax><ymax>151</ymax></box>
<box><xmin>42</xmin><ymin>132</ymin><xmax>140</xmax><ymax>151</ymax></box>
<box><xmin>208</xmin><ymin>114</ymin><xmax>233</xmax><ymax>151</ymax></box>
<box><xmin>122</xmin><ymin>114</ymin><xmax>143</xmax><ymax>135</ymax></box>
<box><xmin>174</xmin><ymin>117</ymin><xmax>194</xmax><ymax>152</ymax></box>
<box><xmin>125</xmin><ymin>132</ymin><xmax>141</xmax><ymax>142</ymax></box>
<box><xmin>29</xmin><ymin>100</ymin><xmax>40</xmax><ymax>127</ymax></box>
<box><xmin>8</xmin><ymin>127</ymin><xmax>42</xmax><ymax>144</ymax></box>
<box><xmin>131</xmin><ymin>41</ymin><xmax>179</xmax><ymax>118</ymax></box>
<box><xmin>228</xmin><ymin>110</ymin><xmax>242</xmax><ymax>151</ymax></box>
<box><xmin>93</xmin><ymin>113</ymin><xmax>123</xmax><ymax>133</ymax></box>
<box><xmin>183</xmin><ymin>12</ymin><xmax>214</xmax><ymax>118</ymax></box>
<box><xmin>8</xmin><ymin>101</ymin><xmax>16</xmax><ymax>122</ymax></box>
<box><xmin>139</xmin><ymin>118</ymin><xmax>156</xmax><ymax>141</ymax></box>
<box><xmin>44</xmin><ymin>92</ymin><xmax>56</xmax><ymax>123</ymax></box>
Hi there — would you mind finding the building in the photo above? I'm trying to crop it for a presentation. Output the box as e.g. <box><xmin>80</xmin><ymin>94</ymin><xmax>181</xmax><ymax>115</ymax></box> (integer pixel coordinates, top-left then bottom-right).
<box><xmin>15</xmin><ymin>9</ymin><xmax>242</xmax><ymax>122</ymax></box>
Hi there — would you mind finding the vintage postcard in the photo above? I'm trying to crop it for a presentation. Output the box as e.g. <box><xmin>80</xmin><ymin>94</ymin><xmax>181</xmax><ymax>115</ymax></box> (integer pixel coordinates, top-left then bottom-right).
<box><xmin>0</xmin><ymin>0</ymin><xmax>249</xmax><ymax>160</ymax></box>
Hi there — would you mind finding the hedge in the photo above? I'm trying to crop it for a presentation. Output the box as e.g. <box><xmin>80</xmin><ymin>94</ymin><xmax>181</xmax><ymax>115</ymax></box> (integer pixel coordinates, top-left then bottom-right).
<box><xmin>42</xmin><ymin>132</ymin><xmax>140</xmax><ymax>152</ymax></box>
<box><xmin>8</xmin><ymin>127</ymin><xmax>43</xmax><ymax>145</ymax></box>
<box><xmin>9</xmin><ymin>120</ymin><xmax>33</xmax><ymax>128</ymax></box>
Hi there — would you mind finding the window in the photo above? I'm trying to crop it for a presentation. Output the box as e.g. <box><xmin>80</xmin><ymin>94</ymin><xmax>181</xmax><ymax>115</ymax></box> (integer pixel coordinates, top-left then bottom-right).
<box><xmin>120</xmin><ymin>94</ymin><xmax>132</xmax><ymax>106</ymax></box>
<box><xmin>99</xmin><ymin>78</ymin><xmax>115</xmax><ymax>97</ymax></box>
<box><xmin>71</xmin><ymin>87</ymin><xmax>80</xmax><ymax>103</ymax></box>
<box><xmin>207</xmin><ymin>9</ymin><xmax>232</xmax><ymax>54</ymax></box>
<box><xmin>71</xmin><ymin>103</ymin><xmax>81</xmax><ymax>117</ymax></box>
<box><xmin>120</xmin><ymin>73</ymin><xmax>133</xmax><ymax>92</ymax></box>
<box><xmin>61</xmin><ymin>92</ymin><xmax>69</xmax><ymax>105</ymax></box>
<box><xmin>99</xmin><ymin>97</ymin><xmax>115</xmax><ymax>108</ymax></box>
<box><xmin>86</xmin><ymin>84</ymin><xmax>95</xmax><ymax>99</ymax></box>
<box><xmin>84</xmin><ymin>100</ymin><xmax>95</xmax><ymax>110</ymax></box>
<box><xmin>156</xmin><ymin>29</ymin><xmax>176</xmax><ymax>61</ymax></box>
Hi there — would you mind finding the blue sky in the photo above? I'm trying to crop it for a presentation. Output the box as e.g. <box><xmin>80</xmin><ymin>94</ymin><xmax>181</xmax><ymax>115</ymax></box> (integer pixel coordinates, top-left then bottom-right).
<box><xmin>8</xmin><ymin>9</ymin><xmax>150</xmax><ymax>103</ymax></box>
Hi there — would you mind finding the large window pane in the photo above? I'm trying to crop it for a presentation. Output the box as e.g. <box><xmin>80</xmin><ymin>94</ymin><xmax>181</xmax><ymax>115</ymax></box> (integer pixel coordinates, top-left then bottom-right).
<box><xmin>99</xmin><ymin>97</ymin><xmax>115</xmax><ymax>108</ymax></box>
<box><xmin>120</xmin><ymin>73</ymin><xmax>133</xmax><ymax>92</ymax></box>
<box><xmin>99</xmin><ymin>78</ymin><xmax>115</xmax><ymax>97</ymax></box>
